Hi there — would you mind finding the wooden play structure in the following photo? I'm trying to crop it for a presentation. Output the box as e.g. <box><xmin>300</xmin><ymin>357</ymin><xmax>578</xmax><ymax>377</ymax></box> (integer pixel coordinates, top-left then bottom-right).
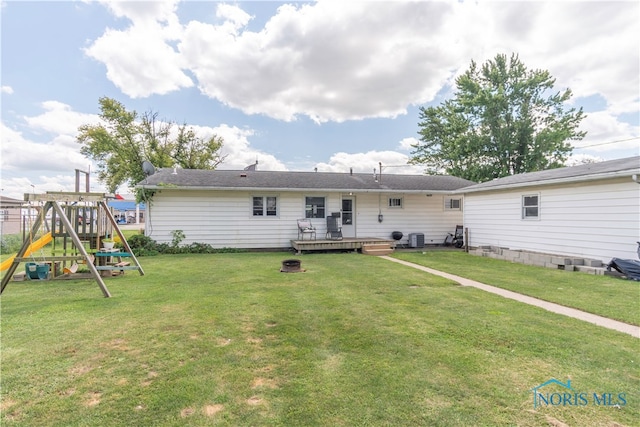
<box><xmin>0</xmin><ymin>191</ymin><xmax>144</xmax><ymax>298</ymax></box>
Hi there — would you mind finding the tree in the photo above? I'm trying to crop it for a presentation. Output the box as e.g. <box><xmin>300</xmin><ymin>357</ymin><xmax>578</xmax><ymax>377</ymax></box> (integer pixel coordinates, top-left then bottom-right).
<box><xmin>77</xmin><ymin>97</ymin><xmax>225</xmax><ymax>201</ymax></box>
<box><xmin>409</xmin><ymin>53</ymin><xmax>586</xmax><ymax>182</ymax></box>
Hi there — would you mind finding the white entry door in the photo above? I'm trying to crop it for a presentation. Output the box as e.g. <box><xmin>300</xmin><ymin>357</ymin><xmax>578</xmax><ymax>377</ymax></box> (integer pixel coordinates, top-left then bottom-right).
<box><xmin>341</xmin><ymin>197</ymin><xmax>355</xmax><ymax>238</ymax></box>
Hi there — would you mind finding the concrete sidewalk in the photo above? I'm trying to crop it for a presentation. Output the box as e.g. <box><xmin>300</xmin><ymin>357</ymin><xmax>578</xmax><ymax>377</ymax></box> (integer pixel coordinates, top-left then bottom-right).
<box><xmin>382</xmin><ymin>256</ymin><xmax>639</xmax><ymax>338</ymax></box>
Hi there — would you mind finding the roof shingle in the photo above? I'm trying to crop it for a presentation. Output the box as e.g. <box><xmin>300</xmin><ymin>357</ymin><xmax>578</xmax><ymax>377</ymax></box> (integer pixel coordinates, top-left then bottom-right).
<box><xmin>138</xmin><ymin>169</ymin><xmax>475</xmax><ymax>193</ymax></box>
<box><xmin>459</xmin><ymin>156</ymin><xmax>639</xmax><ymax>193</ymax></box>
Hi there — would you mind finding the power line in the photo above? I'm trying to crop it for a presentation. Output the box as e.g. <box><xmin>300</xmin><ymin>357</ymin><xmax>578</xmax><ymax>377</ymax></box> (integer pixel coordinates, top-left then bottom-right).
<box><xmin>575</xmin><ymin>136</ymin><xmax>639</xmax><ymax>149</ymax></box>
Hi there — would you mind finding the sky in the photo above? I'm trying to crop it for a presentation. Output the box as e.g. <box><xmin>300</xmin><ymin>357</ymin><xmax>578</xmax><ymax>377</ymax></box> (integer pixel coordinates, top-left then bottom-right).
<box><xmin>1</xmin><ymin>0</ymin><xmax>639</xmax><ymax>200</ymax></box>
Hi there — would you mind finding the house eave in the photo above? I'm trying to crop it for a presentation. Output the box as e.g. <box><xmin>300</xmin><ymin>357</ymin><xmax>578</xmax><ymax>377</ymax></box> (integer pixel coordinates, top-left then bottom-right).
<box><xmin>137</xmin><ymin>184</ymin><xmax>460</xmax><ymax>194</ymax></box>
<box><xmin>455</xmin><ymin>169</ymin><xmax>639</xmax><ymax>194</ymax></box>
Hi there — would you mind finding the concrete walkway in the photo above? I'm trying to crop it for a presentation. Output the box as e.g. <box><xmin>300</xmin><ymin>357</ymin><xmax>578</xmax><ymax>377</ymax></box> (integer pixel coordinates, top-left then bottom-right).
<box><xmin>382</xmin><ymin>256</ymin><xmax>640</xmax><ymax>338</ymax></box>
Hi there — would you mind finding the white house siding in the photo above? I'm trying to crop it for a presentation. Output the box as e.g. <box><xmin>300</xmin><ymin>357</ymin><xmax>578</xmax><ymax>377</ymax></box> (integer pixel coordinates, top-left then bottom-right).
<box><xmin>146</xmin><ymin>189</ymin><xmax>463</xmax><ymax>248</ymax></box>
<box><xmin>352</xmin><ymin>193</ymin><xmax>463</xmax><ymax>245</ymax></box>
<box><xmin>463</xmin><ymin>177</ymin><xmax>640</xmax><ymax>262</ymax></box>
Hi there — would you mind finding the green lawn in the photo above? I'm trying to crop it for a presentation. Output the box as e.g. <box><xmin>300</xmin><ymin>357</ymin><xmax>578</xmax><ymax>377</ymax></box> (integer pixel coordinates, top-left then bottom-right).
<box><xmin>392</xmin><ymin>251</ymin><xmax>640</xmax><ymax>326</ymax></box>
<box><xmin>1</xmin><ymin>253</ymin><xmax>638</xmax><ymax>426</ymax></box>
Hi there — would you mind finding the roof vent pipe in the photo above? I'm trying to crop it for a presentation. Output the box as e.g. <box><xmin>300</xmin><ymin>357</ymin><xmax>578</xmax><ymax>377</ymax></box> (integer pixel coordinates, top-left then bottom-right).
<box><xmin>350</xmin><ymin>167</ymin><xmax>353</xmax><ymax>176</ymax></box>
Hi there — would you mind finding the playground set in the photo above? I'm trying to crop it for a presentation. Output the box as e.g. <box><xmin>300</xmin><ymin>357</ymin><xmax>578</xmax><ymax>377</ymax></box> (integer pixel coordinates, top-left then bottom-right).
<box><xmin>0</xmin><ymin>191</ymin><xmax>144</xmax><ymax>298</ymax></box>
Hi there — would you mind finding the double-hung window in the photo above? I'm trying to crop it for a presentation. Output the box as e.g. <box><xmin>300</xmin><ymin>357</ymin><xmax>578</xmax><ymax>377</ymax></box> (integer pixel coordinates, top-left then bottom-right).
<box><xmin>444</xmin><ymin>197</ymin><xmax>462</xmax><ymax>211</ymax></box>
<box><xmin>253</xmin><ymin>196</ymin><xmax>277</xmax><ymax>217</ymax></box>
<box><xmin>522</xmin><ymin>194</ymin><xmax>539</xmax><ymax>219</ymax></box>
<box><xmin>305</xmin><ymin>197</ymin><xmax>325</xmax><ymax>219</ymax></box>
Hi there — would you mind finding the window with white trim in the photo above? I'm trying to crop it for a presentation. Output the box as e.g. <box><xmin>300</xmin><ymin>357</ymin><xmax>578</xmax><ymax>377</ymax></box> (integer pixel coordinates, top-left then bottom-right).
<box><xmin>444</xmin><ymin>197</ymin><xmax>462</xmax><ymax>211</ymax></box>
<box><xmin>388</xmin><ymin>197</ymin><xmax>403</xmax><ymax>208</ymax></box>
<box><xmin>522</xmin><ymin>194</ymin><xmax>539</xmax><ymax>219</ymax></box>
<box><xmin>305</xmin><ymin>196</ymin><xmax>325</xmax><ymax>219</ymax></box>
<box><xmin>0</xmin><ymin>210</ymin><xmax>8</xmax><ymax>222</ymax></box>
<box><xmin>252</xmin><ymin>196</ymin><xmax>277</xmax><ymax>217</ymax></box>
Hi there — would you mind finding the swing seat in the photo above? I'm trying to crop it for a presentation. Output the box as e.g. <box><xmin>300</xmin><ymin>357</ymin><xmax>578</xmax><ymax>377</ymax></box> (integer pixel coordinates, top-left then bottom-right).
<box><xmin>63</xmin><ymin>263</ymin><xmax>79</xmax><ymax>274</ymax></box>
<box><xmin>25</xmin><ymin>262</ymin><xmax>50</xmax><ymax>280</ymax></box>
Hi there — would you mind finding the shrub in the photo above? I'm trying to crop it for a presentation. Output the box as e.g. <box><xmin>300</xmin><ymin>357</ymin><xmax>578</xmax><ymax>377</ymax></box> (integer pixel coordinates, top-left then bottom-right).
<box><xmin>124</xmin><ymin>233</ymin><xmax>245</xmax><ymax>256</ymax></box>
<box><xmin>1</xmin><ymin>234</ymin><xmax>23</xmax><ymax>254</ymax></box>
<box><xmin>127</xmin><ymin>234</ymin><xmax>159</xmax><ymax>256</ymax></box>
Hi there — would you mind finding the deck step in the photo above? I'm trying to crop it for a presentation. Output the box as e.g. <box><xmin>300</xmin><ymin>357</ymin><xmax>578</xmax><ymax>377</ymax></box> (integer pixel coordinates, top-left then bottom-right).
<box><xmin>362</xmin><ymin>243</ymin><xmax>394</xmax><ymax>256</ymax></box>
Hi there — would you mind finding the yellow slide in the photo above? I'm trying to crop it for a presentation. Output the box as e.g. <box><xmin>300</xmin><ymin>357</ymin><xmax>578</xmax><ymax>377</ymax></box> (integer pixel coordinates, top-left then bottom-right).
<box><xmin>0</xmin><ymin>232</ymin><xmax>53</xmax><ymax>272</ymax></box>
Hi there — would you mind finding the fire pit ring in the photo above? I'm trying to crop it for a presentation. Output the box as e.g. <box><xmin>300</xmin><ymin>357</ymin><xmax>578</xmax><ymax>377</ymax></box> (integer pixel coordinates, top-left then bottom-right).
<box><xmin>280</xmin><ymin>259</ymin><xmax>304</xmax><ymax>273</ymax></box>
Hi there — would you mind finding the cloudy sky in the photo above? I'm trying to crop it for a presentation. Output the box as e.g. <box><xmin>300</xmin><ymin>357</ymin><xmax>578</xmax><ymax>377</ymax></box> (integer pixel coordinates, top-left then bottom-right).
<box><xmin>1</xmin><ymin>0</ymin><xmax>638</xmax><ymax>200</ymax></box>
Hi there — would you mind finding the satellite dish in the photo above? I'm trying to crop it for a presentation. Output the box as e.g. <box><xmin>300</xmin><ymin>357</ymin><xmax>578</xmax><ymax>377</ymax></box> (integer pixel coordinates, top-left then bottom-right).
<box><xmin>142</xmin><ymin>161</ymin><xmax>155</xmax><ymax>176</ymax></box>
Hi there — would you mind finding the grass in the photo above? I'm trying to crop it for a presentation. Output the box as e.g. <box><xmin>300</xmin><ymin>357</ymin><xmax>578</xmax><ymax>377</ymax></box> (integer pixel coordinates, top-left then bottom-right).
<box><xmin>1</xmin><ymin>252</ymin><xmax>638</xmax><ymax>426</ymax></box>
<box><xmin>392</xmin><ymin>251</ymin><xmax>640</xmax><ymax>326</ymax></box>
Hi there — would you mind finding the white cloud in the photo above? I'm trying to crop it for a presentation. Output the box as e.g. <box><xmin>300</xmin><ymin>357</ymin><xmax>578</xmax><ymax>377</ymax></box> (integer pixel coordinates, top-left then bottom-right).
<box><xmin>85</xmin><ymin>0</ymin><xmax>192</xmax><ymax>98</ymax></box>
<box><xmin>0</xmin><ymin>121</ymin><xmax>102</xmax><ymax>200</ymax></box>
<box><xmin>205</xmin><ymin>124</ymin><xmax>287</xmax><ymax>171</ymax></box>
<box><xmin>24</xmin><ymin>101</ymin><xmax>99</xmax><ymax>137</ymax></box>
<box><xmin>315</xmin><ymin>150</ymin><xmax>424</xmax><ymax>174</ymax></box>
<box><xmin>1</xmin><ymin>85</ymin><xmax>13</xmax><ymax>94</ymax></box>
<box><xmin>98</xmin><ymin>0</ymin><xmax>179</xmax><ymax>25</ymax></box>
<box><xmin>574</xmin><ymin>111</ymin><xmax>639</xmax><ymax>153</ymax></box>
<box><xmin>398</xmin><ymin>137</ymin><xmax>419</xmax><ymax>152</ymax></box>
<box><xmin>88</xmin><ymin>1</ymin><xmax>638</xmax><ymax>124</ymax></box>
<box><xmin>0</xmin><ymin>123</ymin><xmax>91</xmax><ymax>174</ymax></box>
<box><xmin>180</xmin><ymin>2</ymin><xmax>459</xmax><ymax>123</ymax></box>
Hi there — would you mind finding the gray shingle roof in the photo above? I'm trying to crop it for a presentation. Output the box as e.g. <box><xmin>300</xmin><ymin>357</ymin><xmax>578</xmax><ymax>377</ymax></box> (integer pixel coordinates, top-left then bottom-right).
<box><xmin>138</xmin><ymin>169</ymin><xmax>475</xmax><ymax>193</ymax></box>
<box><xmin>459</xmin><ymin>156</ymin><xmax>640</xmax><ymax>193</ymax></box>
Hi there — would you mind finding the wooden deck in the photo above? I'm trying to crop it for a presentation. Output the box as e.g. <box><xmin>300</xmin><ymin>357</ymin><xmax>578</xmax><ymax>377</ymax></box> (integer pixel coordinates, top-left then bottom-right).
<box><xmin>291</xmin><ymin>237</ymin><xmax>395</xmax><ymax>254</ymax></box>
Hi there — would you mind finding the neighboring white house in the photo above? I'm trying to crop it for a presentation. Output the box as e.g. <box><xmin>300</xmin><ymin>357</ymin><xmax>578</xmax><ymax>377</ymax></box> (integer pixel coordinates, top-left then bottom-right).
<box><xmin>458</xmin><ymin>156</ymin><xmax>640</xmax><ymax>263</ymax></box>
<box><xmin>137</xmin><ymin>169</ymin><xmax>474</xmax><ymax>249</ymax></box>
<box><xmin>0</xmin><ymin>196</ymin><xmax>23</xmax><ymax>235</ymax></box>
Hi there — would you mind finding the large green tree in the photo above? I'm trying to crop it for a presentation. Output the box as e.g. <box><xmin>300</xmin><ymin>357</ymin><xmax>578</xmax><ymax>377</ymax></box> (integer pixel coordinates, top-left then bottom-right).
<box><xmin>77</xmin><ymin>97</ymin><xmax>225</xmax><ymax>200</ymax></box>
<box><xmin>410</xmin><ymin>53</ymin><xmax>586</xmax><ymax>182</ymax></box>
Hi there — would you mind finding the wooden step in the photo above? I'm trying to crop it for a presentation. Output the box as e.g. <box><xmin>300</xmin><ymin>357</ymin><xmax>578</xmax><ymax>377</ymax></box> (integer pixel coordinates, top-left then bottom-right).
<box><xmin>362</xmin><ymin>243</ymin><xmax>394</xmax><ymax>256</ymax></box>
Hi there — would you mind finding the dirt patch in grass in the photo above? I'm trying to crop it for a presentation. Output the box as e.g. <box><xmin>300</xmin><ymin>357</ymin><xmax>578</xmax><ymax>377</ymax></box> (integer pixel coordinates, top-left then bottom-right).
<box><xmin>545</xmin><ymin>415</ymin><xmax>569</xmax><ymax>427</ymax></box>
<box><xmin>251</xmin><ymin>377</ymin><xmax>278</xmax><ymax>389</ymax></box>
<box><xmin>203</xmin><ymin>404</ymin><xmax>224</xmax><ymax>417</ymax></box>
<box><xmin>141</xmin><ymin>371</ymin><xmax>158</xmax><ymax>387</ymax></box>
<box><xmin>246</xmin><ymin>396</ymin><xmax>264</xmax><ymax>406</ymax></box>
<box><xmin>321</xmin><ymin>354</ymin><xmax>343</xmax><ymax>373</ymax></box>
<box><xmin>1</xmin><ymin>404</ymin><xmax>22</xmax><ymax>423</ymax></box>
<box><xmin>101</xmin><ymin>338</ymin><xmax>130</xmax><ymax>352</ymax></box>
<box><xmin>246</xmin><ymin>337</ymin><xmax>263</xmax><ymax>344</ymax></box>
<box><xmin>180</xmin><ymin>407</ymin><xmax>195</xmax><ymax>418</ymax></box>
<box><xmin>69</xmin><ymin>364</ymin><xmax>93</xmax><ymax>376</ymax></box>
<box><xmin>215</xmin><ymin>337</ymin><xmax>232</xmax><ymax>346</ymax></box>
<box><xmin>421</xmin><ymin>394</ymin><xmax>452</xmax><ymax>410</ymax></box>
<box><xmin>84</xmin><ymin>392</ymin><xmax>101</xmax><ymax>407</ymax></box>
<box><xmin>58</xmin><ymin>388</ymin><xmax>76</xmax><ymax>397</ymax></box>
<box><xmin>1</xmin><ymin>398</ymin><xmax>18</xmax><ymax>412</ymax></box>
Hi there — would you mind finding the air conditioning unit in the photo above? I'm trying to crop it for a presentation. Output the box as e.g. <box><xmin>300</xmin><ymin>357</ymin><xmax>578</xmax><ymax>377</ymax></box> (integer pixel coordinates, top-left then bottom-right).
<box><xmin>408</xmin><ymin>233</ymin><xmax>425</xmax><ymax>248</ymax></box>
